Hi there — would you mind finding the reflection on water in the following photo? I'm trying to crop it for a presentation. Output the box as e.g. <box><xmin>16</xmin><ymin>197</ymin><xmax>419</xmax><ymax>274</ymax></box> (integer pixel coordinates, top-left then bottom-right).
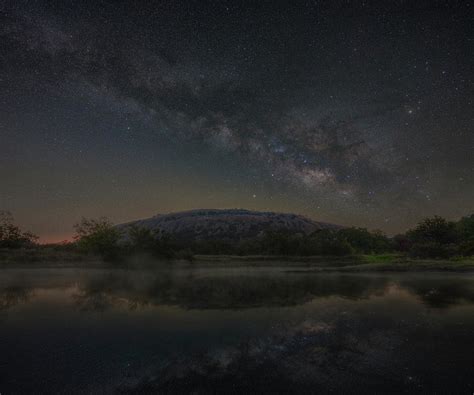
<box><xmin>0</xmin><ymin>285</ymin><xmax>33</xmax><ymax>311</ymax></box>
<box><xmin>1</xmin><ymin>267</ymin><xmax>474</xmax><ymax>393</ymax></box>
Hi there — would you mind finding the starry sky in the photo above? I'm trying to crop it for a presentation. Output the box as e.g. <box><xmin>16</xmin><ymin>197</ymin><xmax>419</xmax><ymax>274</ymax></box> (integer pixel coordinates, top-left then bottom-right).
<box><xmin>1</xmin><ymin>0</ymin><xmax>473</xmax><ymax>242</ymax></box>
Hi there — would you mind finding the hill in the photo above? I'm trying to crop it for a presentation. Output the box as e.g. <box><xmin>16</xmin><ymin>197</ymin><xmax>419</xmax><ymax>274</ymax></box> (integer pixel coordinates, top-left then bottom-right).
<box><xmin>118</xmin><ymin>209</ymin><xmax>341</xmax><ymax>242</ymax></box>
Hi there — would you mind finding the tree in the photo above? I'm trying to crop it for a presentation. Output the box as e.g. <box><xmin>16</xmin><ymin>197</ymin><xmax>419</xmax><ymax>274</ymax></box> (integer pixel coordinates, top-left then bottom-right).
<box><xmin>393</xmin><ymin>233</ymin><xmax>411</xmax><ymax>252</ymax></box>
<box><xmin>0</xmin><ymin>211</ymin><xmax>38</xmax><ymax>248</ymax></box>
<box><xmin>406</xmin><ymin>216</ymin><xmax>460</xmax><ymax>258</ymax></box>
<box><xmin>337</xmin><ymin>227</ymin><xmax>391</xmax><ymax>254</ymax></box>
<box><xmin>408</xmin><ymin>241</ymin><xmax>458</xmax><ymax>259</ymax></box>
<box><xmin>260</xmin><ymin>229</ymin><xmax>307</xmax><ymax>255</ymax></box>
<box><xmin>457</xmin><ymin>214</ymin><xmax>474</xmax><ymax>241</ymax></box>
<box><xmin>310</xmin><ymin>229</ymin><xmax>354</xmax><ymax>256</ymax></box>
<box><xmin>74</xmin><ymin>217</ymin><xmax>122</xmax><ymax>261</ymax></box>
<box><xmin>151</xmin><ymin>231</ymin><xmax>180</xmax><ymax>258</ymax></box>
<box><xmin>459</xmin><ymin>240</ymin><xmax>474</xmax><ymax>257</ymax></box>
<box><xmin>407</xmin><ymin>216</ymin><xmax>459</xmax><ymax>245</ymax></box>
<box><xmin>125</xmin><ymin>226</ymin><xmax>179</xmax><ymax>258</ymax></box>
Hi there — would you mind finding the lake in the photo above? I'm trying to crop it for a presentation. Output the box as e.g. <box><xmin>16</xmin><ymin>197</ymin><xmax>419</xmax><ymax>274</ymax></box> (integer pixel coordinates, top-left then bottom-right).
<box><xmin>1</xmin><ymin>266</ymin><xmax>474</xmax><ymax>393</ymax></box>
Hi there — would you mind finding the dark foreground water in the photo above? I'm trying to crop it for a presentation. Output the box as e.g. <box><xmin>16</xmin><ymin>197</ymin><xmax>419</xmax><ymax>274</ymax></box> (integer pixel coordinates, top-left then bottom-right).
<box><xmin>1</xmin><ymin>267</ymin><xmax>474</xmax><ymax>394</ymax></box>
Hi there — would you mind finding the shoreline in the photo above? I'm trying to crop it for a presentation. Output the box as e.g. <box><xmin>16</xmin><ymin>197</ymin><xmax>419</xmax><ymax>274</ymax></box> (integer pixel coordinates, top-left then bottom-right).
<box><xmin>1</xmin><ymin>251</ymin><xmax>473</xmax><ymax>272</ymax></box>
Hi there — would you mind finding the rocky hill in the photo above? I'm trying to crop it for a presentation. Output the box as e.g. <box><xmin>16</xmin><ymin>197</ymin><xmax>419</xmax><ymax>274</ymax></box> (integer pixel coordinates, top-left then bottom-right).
<box><xmin>118</xmin><ymin>209</ymin><xmax>340</xmax><ymax>242</ymax></box>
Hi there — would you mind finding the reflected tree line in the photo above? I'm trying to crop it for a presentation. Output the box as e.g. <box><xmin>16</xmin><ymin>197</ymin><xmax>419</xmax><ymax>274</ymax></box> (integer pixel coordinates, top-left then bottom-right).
<box><xmin>3</xmin><ymin>271</ymin><xmax>474</xmax><ymax>312</ymax></box>
<box><xmin>66</xmin><ymin>272</ymin><xmax>474</xmax><ymax>310</ymax></box>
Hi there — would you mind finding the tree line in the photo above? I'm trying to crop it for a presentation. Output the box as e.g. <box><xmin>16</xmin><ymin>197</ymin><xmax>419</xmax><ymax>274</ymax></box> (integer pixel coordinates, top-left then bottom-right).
<box><xmin>1</xmin><ymin>210</ymin><xmax>473</xmax><ymax>261</ymax></box>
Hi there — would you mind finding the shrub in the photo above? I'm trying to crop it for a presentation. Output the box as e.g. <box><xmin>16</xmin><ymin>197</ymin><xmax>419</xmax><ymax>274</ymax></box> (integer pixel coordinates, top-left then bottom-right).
<box><xmin>174</xmin><ymin>249</ymin><xmax>195</xmax><ymax>262</ymax></box>
<box><xmin>459</xmin><ymin>240</ymin><xmax>474</xmax><ymax>257</ymax></box>
<box><xmin>393</xmin><ymin>234</ymin><xmax>412</xmax><ymax>252</ymax></box>
<box><xmin>310</xmin><ymin>229</ymin><xmax>354</xmax><ymax>256</ymax></box>
<box><xmin>191</xmin><ymin>239</ymin><xmax>235</xmax><ymax>255</ymax></box>
<box><xmin>337</xmin><ymin>227</ymin><xmax>391</xmax><ymax>254</ymax></box>
<box><xmin>261</xmin><ymin>230</ymin><xmax>304</xmax><ymax>255</ymax></box>
<box><xmin>127</xmin><ymin>225</ymin><xmax>156</xmax><ymax>252</ymax></box>
<box><xmin>151</xmin><ymin>232</ymin><xmax>180</xmax><ymax>258</ymax></box>
<box><xmin>320</xmin><ymin>238</ymin><xmax>354</xmax><ymax>256</ymax></box>
<box><xmin>74</xmin><ymin>217</ymin><xmax>122</xmax><ymax>261</ymax></box>
<box><xmin>408</xmin><ymin>242</ymin><xmax>458</xmax><ymax>259</ymax></box>
<box><xmin>457</xmin><ymin>214</ymin><xmax>474</xmax><ymax>241</ymax></box>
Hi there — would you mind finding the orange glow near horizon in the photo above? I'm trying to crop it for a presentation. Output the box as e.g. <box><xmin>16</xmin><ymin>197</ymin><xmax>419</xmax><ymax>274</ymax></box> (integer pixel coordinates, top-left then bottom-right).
<box><xmin>39</xmin><ymin>234</ymin><xmax>74</xmax><ymax>245</ymax></box>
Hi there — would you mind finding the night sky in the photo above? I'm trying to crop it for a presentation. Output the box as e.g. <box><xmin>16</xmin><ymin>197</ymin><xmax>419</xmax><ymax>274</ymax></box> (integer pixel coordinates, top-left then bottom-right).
<box><xmin>1</xmin><ymin>1</ymin><xmax>473</xmax><ymax>242</ymax></box>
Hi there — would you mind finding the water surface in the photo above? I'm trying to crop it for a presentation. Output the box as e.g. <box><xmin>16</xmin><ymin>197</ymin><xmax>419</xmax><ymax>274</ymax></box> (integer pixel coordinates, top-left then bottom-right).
<box><xmin>1</xmin><ymin>266</ymin><xmax>474</xmax><ymax>393</ymax></box>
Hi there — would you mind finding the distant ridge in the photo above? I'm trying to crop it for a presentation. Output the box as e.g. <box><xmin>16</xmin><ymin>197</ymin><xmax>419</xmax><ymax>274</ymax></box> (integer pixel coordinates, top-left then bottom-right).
<box><xmin>118</xmin><ymin>209</ymin><xmax>341</xmax><ymax>242</ymax></box>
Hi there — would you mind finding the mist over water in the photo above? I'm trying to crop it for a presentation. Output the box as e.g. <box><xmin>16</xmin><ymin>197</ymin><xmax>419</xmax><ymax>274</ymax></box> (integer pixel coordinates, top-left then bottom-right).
<box><xmin>1</xmin><ymin>266</ymin><xmax>474</xmax><ymax>393</ymax></box>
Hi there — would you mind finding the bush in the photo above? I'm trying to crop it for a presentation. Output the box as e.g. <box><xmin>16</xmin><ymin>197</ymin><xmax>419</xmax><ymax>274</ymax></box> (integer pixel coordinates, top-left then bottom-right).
<box><xmin>309</xmin><ymin>229</ymin><xmax>354</xmax><ymax>256</ymax></box>
<box><xmin>235</xmin><ymin>239</ymin><xmax>261</xmax><ymax>256</ymax></box>
<box><xmin>191</xmin><ymin>239</ymin><xmax>235</xmax><ymax>255</ymax></box>
<box><xmin>261</xmin><ymin>230</ymin><xmax>305</xmax><ymax>255</ymax></box>
<box><xmin>457</xmin><ymin>214</ymin><xmax>474</xmax><ymax>241</ymax></box>
<box><xmin>127</xmin><ymin>225</ymin><xmax>156</xmax><ymax>252</ymax></box>
<box><xmin>459</xmin><ymin>240</ymin><xmax>474</xmax><ymax>257</ymax></box>
<box><xmin>151</xmin><ymin>232</ymin><xmax>180</xmax><ymax>258</ymax></box>
<box><xmin>74</xmin><ymin>217</ymin><xmax>122</xmax><ymax>261</ymax></box>
<box><xmin>408</xmin><ymin>242</ymin><xmax>458</xmax><ymax>259</ymax></box>
<box><xmin>174</xmin><ymin>249</ymin><xmax>195</xmax><ymax>262</ymax></box>
<box><xmin>122</xmin><ymin>226</ymin><xmax>181</xmax><ymax>258</ymax></box>
<box><xmin>393</xmin><ymin>234</ymin><xmax>412</xmax><ymax>252</ymax></box>
<box><xmin>337</xmin><ymin>227</ymin><xmax>391</xmax><ymax>254</ymax></box>
<box><xmin>319</xmin><ymin>238</ymin><xmax>354</xmax><ymax>256</ymax></box>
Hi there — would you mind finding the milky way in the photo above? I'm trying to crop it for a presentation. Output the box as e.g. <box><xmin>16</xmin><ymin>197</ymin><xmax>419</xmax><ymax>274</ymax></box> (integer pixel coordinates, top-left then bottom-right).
<box><xmin>1</xmin><ymin>1</ymin><xmax>473</xmax><ymax>240</ymax></box>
